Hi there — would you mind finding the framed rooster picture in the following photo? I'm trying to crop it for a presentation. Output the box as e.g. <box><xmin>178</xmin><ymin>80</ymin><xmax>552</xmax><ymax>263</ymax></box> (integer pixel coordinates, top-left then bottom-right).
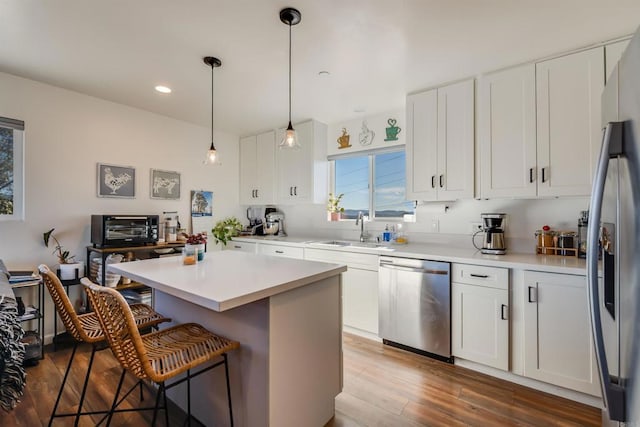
<box><xmin>150</xmin><ymin>169</ymin><xmax>181</xmax><ymax>200</ymax></box>
<box><xmin>97</xmin><ymin>163</ymin><xmax>135</xmax><ymax>198</ymax></box>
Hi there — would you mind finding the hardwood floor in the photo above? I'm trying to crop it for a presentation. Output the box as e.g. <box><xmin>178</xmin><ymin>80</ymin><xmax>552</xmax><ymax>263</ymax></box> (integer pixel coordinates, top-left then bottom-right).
<box><xmin>3</xmin><ymin>333</ymin><xmax>600</xmax><ymax>426</ymax></box>
<box><xmin>329</xmin><ymin>333</ymin><xmax>601</xmax><ymax>426</ymax></box>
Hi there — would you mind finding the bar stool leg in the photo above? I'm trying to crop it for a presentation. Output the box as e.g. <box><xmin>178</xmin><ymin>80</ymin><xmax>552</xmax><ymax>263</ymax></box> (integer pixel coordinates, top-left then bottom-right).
<box><xmin>163</xmin><ymin>385</ymin><xmax>169</xmax><ymax>427</ymax></box>
<box><xmin>224</xmin><ymin>353</ymin><xmax>234</xmax><ymax>427</ymax></box>
<box><xmin>105</xmin><ymin>369</ymin><xmax>126</xmax><ymax>426</ymax></box>
<box><xmin>151</xmin><ymin>382</ymin><xmax>165</xmax><ymax>427</ymax></box>
<box><xmin>74</xmin><ymin>344</ymin><xmax>97</xmax><ymax>426</ymax></box>
<box><xmin>49</xmin><ymin>343</ymin><xmax>78</xmax><ymax>427</ymax></box>
<box><xmin>187</xmin><ymin>369</ymin><xmax>192</xmax><ymax>427</ymax></box>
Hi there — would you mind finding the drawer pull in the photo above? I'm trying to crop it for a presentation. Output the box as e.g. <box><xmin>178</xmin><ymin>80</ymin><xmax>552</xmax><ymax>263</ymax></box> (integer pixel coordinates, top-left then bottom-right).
<box><xmin>234</xmin><ymin>245</ymin><xmax>241</xmax><ymax>249</ymax></box>
<box><xmin>469</xmin><ymin>273</ymin><xmax>489</xmax><ymax>279</ymax></box>
<box><xmin>501</xmin><ymin>304</ymin><xmax>508</xmax><ymax>320</ymax></box>
<box><xmin>275</xmin><ymin>250</ymin><xmax>284</xmax><ymax>254</ymax></box>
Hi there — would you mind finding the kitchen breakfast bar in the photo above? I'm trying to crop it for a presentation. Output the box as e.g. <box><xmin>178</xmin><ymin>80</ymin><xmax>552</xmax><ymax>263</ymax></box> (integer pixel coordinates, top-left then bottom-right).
<box><xmin>109</xmin><ymin>250</ymin><xmax>346</xmax><ymax>427</ymax></box>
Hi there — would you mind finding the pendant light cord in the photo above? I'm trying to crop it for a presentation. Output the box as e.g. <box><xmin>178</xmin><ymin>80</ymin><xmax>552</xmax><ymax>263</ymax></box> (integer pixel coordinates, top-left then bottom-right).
<box><xmin>288</xmin><ymin>22</ymin><xmax>292</xmax><ymax>124</ymax></box>
<box><xmin>211</xmin><ymin>63</ymin><xmax>215</xmax><ymax>144</ymax></box>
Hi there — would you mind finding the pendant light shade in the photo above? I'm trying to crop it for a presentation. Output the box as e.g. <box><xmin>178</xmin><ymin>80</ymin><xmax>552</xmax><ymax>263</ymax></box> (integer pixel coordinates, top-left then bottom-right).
<box><xmin>279</xmin><ymin>7</ymin><xmax>301</xmax><ymax>149</ymax></box>
<box><xmin>204</xmin><ymin>56</ymin><xmax>221</xmax><ymax>164</ymax></box>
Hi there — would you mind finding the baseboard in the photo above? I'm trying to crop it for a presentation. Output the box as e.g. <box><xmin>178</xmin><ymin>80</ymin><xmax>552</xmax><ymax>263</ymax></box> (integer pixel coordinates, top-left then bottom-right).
<box><xmin>343</xmin><ymin>326</ymin><xmax>381</xmax><ymax>342</ymax></box>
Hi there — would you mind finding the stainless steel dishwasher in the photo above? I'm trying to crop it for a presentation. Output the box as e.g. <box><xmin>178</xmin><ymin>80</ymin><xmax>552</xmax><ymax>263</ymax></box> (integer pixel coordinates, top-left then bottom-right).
<box><xmin>378</xmin><ymin>256</ymin><xmax>452</xmax><ymax>362</ymax></box>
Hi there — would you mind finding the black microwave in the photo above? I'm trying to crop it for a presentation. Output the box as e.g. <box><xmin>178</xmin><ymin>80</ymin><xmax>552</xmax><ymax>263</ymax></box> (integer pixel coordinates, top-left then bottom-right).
<box><xmin>91</xmin><ymin>215</ymin><xmax>159</xmax><ymax>247</ymax></box>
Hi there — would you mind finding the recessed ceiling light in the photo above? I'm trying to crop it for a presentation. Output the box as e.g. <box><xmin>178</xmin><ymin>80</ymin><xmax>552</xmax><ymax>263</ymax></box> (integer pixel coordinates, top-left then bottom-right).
<box><xmin>318</xmin><ymin>71</ymin><xmax>330</xmax><ymax>77</ymax></box>
<box><xmin>155</xmin><ymin>85</ymin><xmax>172</xmax><ymax>94</ymax></box>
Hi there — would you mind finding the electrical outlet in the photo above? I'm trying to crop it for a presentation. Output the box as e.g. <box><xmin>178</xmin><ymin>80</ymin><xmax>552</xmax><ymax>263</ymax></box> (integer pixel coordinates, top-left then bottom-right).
<box><xmin>469</xmin><ymin>222</ymin><xmax>483</xmax><ymax>234</ymax></box>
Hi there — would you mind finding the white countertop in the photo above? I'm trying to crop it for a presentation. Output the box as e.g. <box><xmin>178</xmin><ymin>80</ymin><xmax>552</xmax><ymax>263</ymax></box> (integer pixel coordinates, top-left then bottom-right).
<box><xmin>232</xmin><ymin>236</ymin><xmax>588</xmax><ymax>275</ymax></box>
<box><xmin>108</xmin><ymin>250</ymin><xmax>346</xmax><ymax>312</ymax></box>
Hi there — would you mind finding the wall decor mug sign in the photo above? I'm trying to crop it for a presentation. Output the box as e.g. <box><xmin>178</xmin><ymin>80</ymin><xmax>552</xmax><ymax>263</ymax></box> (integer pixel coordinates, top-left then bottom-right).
<box><xmin>97</xmin><ymin>163</ymin><xmax>135</xmax><ymax>198</ymax></box>
<box><xmin>385</xmin><ymin>118</ymin><xmax>401</xmax><ymax>141</ymax></box>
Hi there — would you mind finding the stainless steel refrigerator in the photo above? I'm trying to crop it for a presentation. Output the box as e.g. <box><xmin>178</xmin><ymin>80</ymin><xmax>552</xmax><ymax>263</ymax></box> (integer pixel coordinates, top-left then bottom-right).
<box><xmin>588</xmin><ymin>26</ymin><xmax>640</xmax><ymax>425</ymax></box>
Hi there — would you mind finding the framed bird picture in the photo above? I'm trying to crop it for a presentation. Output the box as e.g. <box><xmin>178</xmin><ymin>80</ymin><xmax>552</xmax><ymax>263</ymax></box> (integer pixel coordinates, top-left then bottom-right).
<box><xmin>97</xmin><ymin>163</ymin><xmax>136</xmax><ymax>198</ymax></box>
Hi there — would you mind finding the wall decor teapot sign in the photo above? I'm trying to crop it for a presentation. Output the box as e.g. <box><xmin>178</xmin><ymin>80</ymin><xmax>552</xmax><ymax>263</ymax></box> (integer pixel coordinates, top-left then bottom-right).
<box><xmin>359</xmin><ymin>120</ymin><xmax>375</xmax><ymax>146</ymax></box>
<box><xmin>384</xmin><ymin>118</ymin><xmax>401</xmax><ymax>141</ymax></box>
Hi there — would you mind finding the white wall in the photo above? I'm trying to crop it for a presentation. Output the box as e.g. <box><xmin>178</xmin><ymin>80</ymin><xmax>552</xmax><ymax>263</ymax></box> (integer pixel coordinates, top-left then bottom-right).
<box><xmin>0</xmin><ymin>71</ymin><xmax>242</xmax><ymax>340</ymax></box>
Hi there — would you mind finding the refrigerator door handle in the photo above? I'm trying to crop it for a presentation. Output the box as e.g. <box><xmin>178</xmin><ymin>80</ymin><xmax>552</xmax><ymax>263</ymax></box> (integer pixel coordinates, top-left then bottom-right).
<box><xmin>587</xmin><ymin>121</ymin><xmax>626</xmax><ymax>422</ymax></box>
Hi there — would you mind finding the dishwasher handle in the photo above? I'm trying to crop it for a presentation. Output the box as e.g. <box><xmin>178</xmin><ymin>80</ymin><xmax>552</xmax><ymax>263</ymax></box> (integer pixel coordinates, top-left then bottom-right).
<box><xmin>379</xmin><ymin>262</ymin><xmax>448</xmax><ymax>275</ymax></box>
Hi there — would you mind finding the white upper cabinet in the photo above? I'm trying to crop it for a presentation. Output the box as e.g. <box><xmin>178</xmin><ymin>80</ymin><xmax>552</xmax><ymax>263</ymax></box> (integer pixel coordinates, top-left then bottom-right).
<box><xmin>275</xmin><ymin>119</ymin><xmax>328</xmax><ymax>204</ymax></box>
<box><xmin>605</xmin><ymin>39</ymin><xmax>630</xmax><ymax>82</ymax></box>
<box><xmin>479</xmin><ymin>64</ymin><xmax>537</xmax><ymax>198</ymax></box>
<box><xmin>406</xmin><ymin>79</ymin><xmax>474</xmax><ymax>201</ymax></box>
<box><xmin>239</xmin><ymin>130</ymin><xmax>275</xmax><ymax>205</ymax></box>
<box><xmin>536</xmin><ymin>47</ymin><xmax>604</xmax><ymax>197</ymax></box>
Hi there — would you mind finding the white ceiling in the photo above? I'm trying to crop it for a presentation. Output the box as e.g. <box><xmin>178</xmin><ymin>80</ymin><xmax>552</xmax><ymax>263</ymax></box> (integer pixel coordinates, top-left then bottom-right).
<box><xmin>1</xmin><ymin>0</ymin><xmax>639</xmax><ymax>137</ymax></box>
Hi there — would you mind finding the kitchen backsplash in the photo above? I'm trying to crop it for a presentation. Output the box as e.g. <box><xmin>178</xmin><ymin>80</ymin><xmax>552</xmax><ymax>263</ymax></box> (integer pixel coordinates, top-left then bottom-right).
<box><xmin>278</xmin><ymin>196</ymin><xmax>590</xmax><ymax>254</ymax></box>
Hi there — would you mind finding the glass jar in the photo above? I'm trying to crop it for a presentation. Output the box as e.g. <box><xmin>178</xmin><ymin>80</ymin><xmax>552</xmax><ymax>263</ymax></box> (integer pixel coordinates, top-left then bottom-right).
<box><xmin>535</xmin><ymin>229</ymin><xmax>556</xmax><ymax>255</ymax></box>
<box><xmin>557</xmin><ymin>231</ymin><xmax>577</xmax><ymax>256</ymax></box>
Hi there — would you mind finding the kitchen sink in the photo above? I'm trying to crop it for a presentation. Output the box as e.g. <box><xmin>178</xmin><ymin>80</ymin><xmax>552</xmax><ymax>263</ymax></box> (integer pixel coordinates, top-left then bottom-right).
<box><xmin>309</xmin><ymin>240</ymin><xmax>394</xmax><ymax>251</ymax></box>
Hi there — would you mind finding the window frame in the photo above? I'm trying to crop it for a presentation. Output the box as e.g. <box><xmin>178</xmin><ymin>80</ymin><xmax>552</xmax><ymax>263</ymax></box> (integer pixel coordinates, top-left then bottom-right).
<box><xmin>0</xmin><ymin>117</ymin><xmax>25</xmax><ymax>221</ymax></box>
<box><xmin>329</xmin><ymin>147</ymin><xmax>412</xmax><ymax>221</ymax></box>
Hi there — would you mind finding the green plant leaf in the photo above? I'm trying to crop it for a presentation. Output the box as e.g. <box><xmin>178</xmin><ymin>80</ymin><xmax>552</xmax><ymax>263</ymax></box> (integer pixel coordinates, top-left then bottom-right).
<box><xmin>43</xmin><ymin>228</ymin><xmax>54</xmax><ymax>247</ymax></box>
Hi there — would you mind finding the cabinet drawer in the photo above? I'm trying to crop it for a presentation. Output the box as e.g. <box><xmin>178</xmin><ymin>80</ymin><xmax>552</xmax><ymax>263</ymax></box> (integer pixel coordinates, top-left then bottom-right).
<box><xmin>304</xmin><ymin>248</ymin><xmax>378</xmax><ymax>271</ymax></box>
<box><xmin>225</xmin><ymin>241</ymin><xmax>256</xmax><ymax>253</ymax></box>
<box><xmin>452</xmin><ymin>264</ymin><xmax>508</xmax><ymax>290</ymax></box>
<box><xmin>258</xmin><ymin>244</ymin><xmax>304</xmax><ymax>259</ymax></box>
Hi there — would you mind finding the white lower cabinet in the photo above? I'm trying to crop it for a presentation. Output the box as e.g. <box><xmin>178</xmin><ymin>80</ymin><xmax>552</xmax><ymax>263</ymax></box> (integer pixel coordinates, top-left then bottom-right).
<box><xmin>223</xmin><ymin>241</ymin><xmax>257</xmax><ymax>253</ymax></box>
<box><xmin>451</xmin><ymin>264</ymin><xmax>509</xmax><ymax>370</ymax></box>
<box><xmin>305</xmin><ymin>248</ymin><xmax>378</xmax><ymax>336</ymax></box>
<box><xmin>522</xmin><ymin>271</ymin><xmax>600</xmax><ymax>396</ymax></box>
<box><xmin>258</xmin><ymin>244</ymin><xmax>304</xmax><ymax>259</ymax></box>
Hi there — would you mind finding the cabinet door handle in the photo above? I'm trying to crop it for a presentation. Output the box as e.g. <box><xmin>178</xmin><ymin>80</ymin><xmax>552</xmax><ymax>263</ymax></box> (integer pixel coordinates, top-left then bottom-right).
<box><xmin>275</xmin><ymin>250</ymin><xmax>284</xmax><ymax>254</ymax></box>
<box><xmin>528</xmin><ymin>286</ymin><xmax>537</xmax><ymax>303</ymax></box>
<box><xmin>255</xmin><ymin>189</ymin><xmax>258</xmax><ymax>198</ymax></box>
<box><xmin>529</xmin><ymin>168</ymin><xmax>534</xmax><ymax>183</ymax></box>
<box><xmin>501</xmin><ymin>304</ymin><xmax>508</xmax><ymax>320</ymax></box>
<box><xmin>439</xmin><ymin>174</ymin><xmax>444</xmax><ymax>188</ymax></box>
<box><xmin>289</xmin><ymin>187</ymin><xmax>293</xmax><ymax>196</ymax></box>
<box><xmin>470</xmin><ymin>273</ymin><xmax>489</xmax><ymax>279</ymax></box>
<box><xmin>541</xmin><ymin>167</ymin><xmax>547</xmax><ymax>183</ymax></box>
<box><xmin>431</xmin><ymin>175</ymin><xmax>436</xmax><ymax>189</ymax></box>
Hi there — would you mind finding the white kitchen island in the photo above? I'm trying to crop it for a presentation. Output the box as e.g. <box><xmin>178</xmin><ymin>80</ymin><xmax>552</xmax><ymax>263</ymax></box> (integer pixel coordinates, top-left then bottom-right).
<box><xmin>109</xmin><ymin>250</ymin><xmax>346</xmax><ymax>427</ymax></box>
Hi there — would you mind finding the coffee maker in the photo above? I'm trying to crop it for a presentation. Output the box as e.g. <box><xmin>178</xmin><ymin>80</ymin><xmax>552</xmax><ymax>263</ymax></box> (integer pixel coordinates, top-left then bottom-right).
<box><xmin>474</xmin><ymin>213</ymin><xmax>507</xmax><ymax>255</ymax></box>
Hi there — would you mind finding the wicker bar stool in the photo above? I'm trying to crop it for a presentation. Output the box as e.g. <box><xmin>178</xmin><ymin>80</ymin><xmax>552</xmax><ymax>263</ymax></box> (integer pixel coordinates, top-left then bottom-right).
<box><xmin>39</xmin><ymin>264</ymin><xmax>170</xmax><ymax>426</ymax></box>
<box><xmin>81</xmin><ymin>278</ymin><xmax>240</xmax><ymax>427</ymax></box>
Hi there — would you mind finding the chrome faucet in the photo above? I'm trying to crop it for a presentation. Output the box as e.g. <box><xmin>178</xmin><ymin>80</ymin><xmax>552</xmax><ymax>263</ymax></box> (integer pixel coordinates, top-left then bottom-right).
<box><xmin>355</xmin><ymin>211</ymin><xmax>369</xmax><ymax>242</ymax></box>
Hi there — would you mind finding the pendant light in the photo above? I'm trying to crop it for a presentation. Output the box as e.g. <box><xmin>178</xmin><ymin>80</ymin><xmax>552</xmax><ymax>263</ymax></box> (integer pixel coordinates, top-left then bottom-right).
<box><xmin>203</xmin><ymin>56</ymin><xmax>222</xmax><ymax>164</ymax></box>
<box><xmin>279</xmin><ymin>7</ymin><xmax>302</xmax><ymax>149</ymax></box>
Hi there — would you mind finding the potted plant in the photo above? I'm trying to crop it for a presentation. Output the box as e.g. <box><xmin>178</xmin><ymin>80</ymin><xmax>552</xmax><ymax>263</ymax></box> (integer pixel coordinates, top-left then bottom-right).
<box><xmin>212</xmin><ymin>217</ymin><xmax>243</xmax><ymax>246</ymax></box>
<box><xmin>184</xmin><ymin>232</ymin><xmax>207</xmax><ymax>261</ymax></box>
<box><xmin>327</xmin><ymin>193</ymin><xmax>345</xmax><ymax>221</ymax></box>
<box><xmin>43</xmin><ymin>228</ymin><xmax>83</xmax><ymax>280</ymax></box>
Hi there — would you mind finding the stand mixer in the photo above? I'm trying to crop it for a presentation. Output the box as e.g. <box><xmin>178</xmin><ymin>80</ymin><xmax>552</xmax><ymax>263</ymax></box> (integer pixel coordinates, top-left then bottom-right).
<box><xmin>264</xmin><ymin>211</ymin><xmax>287</xmax><ymax>237</ymax></box>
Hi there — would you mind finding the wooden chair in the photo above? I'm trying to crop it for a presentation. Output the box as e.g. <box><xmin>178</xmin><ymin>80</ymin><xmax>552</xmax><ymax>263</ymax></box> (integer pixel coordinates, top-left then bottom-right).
<box><xmin>39</xmin><ymin>264</ymin><xmax>170</xmax><ymax>426</ymax></box>
<box><xmin>81</xmin><ymin>277</ymin><xmax>240</xmax><ymax>426</ymax></box>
